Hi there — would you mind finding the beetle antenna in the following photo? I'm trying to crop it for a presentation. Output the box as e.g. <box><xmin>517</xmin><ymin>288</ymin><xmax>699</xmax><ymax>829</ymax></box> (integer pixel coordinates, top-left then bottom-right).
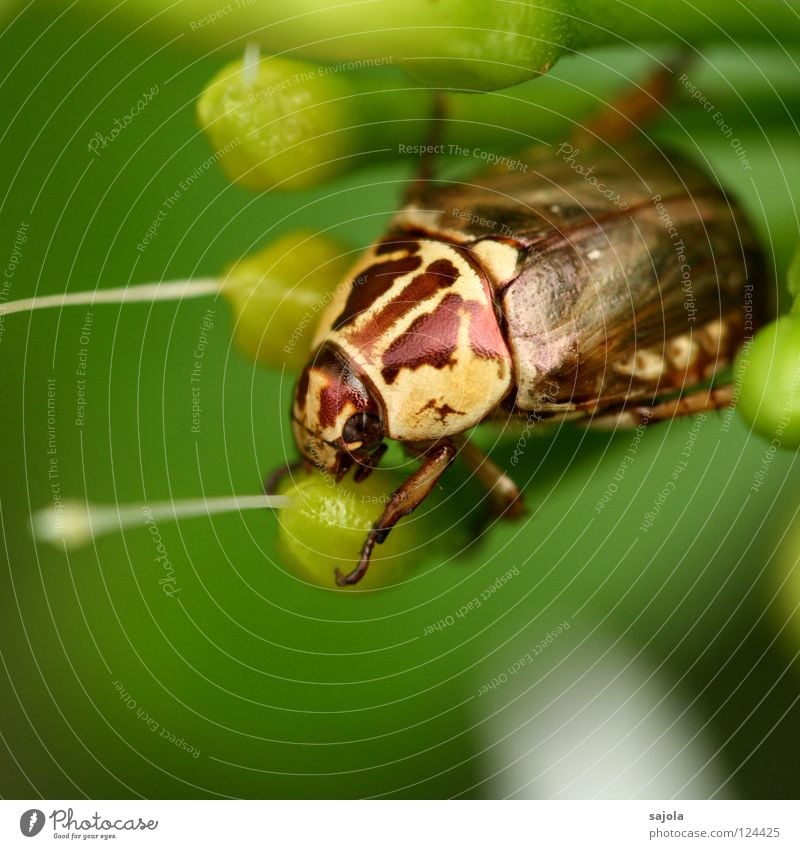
<box><xmin>31</xmin><ymin>493</ymin><xmax>290</xmax><ymax>549</ymax></box>
<box><xmin>0</xmin><ymin>278</ymin><xmax>220</xmax><ymax>317</ymax></box>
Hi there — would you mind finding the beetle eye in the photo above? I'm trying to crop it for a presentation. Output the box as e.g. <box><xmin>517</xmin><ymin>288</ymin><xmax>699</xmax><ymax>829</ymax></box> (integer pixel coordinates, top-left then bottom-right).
<box><xmin>342</xmin><ymin>413</ymin><xmax>383</xmax><ymax>448</ymax></box>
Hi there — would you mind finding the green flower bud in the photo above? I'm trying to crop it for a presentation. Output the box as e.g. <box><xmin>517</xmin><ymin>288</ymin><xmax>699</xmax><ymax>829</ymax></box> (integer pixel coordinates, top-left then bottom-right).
<box><xmin>198</xmin><ymin>55</ymin><xmax>428</xmax><ymax>190</ymax></box>
<box><xmin>275</xmin><ymin>463</ymin><xmax>477</xmax><ymax>590</ymax></box>
<box><xmin>221</xmin><ymin>231</ymin><xmax>352</xmax><ymax>370</ymax></box>
<box><xmin>198</xmin><ymin>57</ymin><xmax>366</xmax><ymax>190</ymax></box>
<box><xmin>736</xmin><ymin>315</ymin><xmax>800</xmax><ymax>449</ymax></box>
<box><xmin>788</xmin><ymin>243</ymin><xmax>800</xmax><ymax>309</ymax></box>
<box><xmin>275</xmin><ymin>469</ymin><xmax>422</xmax><ymax>590</ymax></box>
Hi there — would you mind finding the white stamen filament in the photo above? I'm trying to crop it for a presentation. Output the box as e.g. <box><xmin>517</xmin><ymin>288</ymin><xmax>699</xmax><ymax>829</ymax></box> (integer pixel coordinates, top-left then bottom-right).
<box><xmin>242</xmin><ymin>41</ymin><xmax>260</xmax><ymax>88</ymax></box>
<box><xmin>31</xmin><ymin>494</ymin><xmax>290</xmax><ymax>549</ymax></box>
<box><xmin>0</xmin><ymin>278</ymin><xmax>220</xmax><ymax>316</ymax></box>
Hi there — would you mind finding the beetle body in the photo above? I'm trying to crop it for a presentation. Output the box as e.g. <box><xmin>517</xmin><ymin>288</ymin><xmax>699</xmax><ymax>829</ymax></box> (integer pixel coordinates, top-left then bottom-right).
<box><xmin>291</xmin><ymin>142</ymin><xmax>763</xmax><ymax>584</ymax></box>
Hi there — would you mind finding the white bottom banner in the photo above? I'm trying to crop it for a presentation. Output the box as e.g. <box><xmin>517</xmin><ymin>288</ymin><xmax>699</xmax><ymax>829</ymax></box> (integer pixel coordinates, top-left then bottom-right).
<box><xmin>1</xmin><ymin>800</ymin><xmax>796</xmax><ymax>848</ymax></box>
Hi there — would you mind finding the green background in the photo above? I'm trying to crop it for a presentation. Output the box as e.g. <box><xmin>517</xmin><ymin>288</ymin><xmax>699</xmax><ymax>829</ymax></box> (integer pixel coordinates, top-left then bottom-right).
<box><xmin>1</xmin><ymin>2</ymin><xmax>799</xmax><ymax>798</ymax></box>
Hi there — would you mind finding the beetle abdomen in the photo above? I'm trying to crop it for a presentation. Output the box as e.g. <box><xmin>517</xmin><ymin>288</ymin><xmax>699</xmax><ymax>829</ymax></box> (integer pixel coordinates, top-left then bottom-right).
<box><xmin>393</xmin><ymin>144</ymin><xmax>762</xmax><ymax>415</ymax></box>
<box><xmin>503</xmin><ymin>193</ymin><xmax>758</xmax><ymax>412</ymax></box>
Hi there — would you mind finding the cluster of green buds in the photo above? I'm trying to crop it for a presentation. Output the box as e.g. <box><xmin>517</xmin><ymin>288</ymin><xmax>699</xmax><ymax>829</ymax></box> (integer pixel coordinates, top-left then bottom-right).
<box><xmin>21</xmin><ymin>0</ymin><xmax>800</xmax><ymax>586</ymax></box>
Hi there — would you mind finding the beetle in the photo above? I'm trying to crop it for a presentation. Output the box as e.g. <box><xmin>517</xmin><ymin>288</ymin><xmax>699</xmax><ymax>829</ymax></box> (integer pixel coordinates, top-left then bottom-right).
<box><xmin>283</xmin><ymin>65</ymin><xmax>764</xmax><ymax>586</ymax></box>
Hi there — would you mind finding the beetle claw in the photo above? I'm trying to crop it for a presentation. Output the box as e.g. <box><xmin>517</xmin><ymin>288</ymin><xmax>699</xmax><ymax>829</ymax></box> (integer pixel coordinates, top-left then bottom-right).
<box><xmin>335</xmin><ymin>558</ymin><xmax>368</xmax><ymax>586</ymax></box>
<box><xmin>335</xmin><ymin>531</ymin><xmax>378</xmax><ymax>585</ymax></box>
<box><xmin>334</xmin><ymin>456</ymin><xmax>354</xmax><ymax>482</ymax></box>
<box><xmin>351</xmin><ymin>442</ymin><xmax>386</xmax><ymax>483</ymax></box>
<box><xmin>353</xmin><ymin>464</ymin><xmax>373</xmax><ymax>483</ymax></box>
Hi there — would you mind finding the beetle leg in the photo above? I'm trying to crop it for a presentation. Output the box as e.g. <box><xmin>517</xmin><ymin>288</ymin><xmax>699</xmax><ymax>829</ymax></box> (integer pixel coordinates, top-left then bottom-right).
<box><xmin>458</xmin><ymin>438</ymin><xmax>526</xmax><ymax>520</ymax></box>
<box><xmin>335</xmin><ymin>441</ymin><xmax>456</xmax><ymax>586</ymax></box>
<box><xmin>353</xmin><ymin>442</ymin><xmax>388</xmax><ymax>483</ymax></box>
<box><xmin>587</xmin><ymin>385</ymin><xmax>733</xmax><ymax>430</ymax></box>
<box><xmin>264</xmin><ymin>459</ymin><xmax>310</xmax><ymax>494</ymax></box>
<box><xmin>573</xmin><ymin>52</ymin><xmax>691</xmax><ymax>146</ymax></box>
<box><xmin>404</xmin><ymin>91</ymin><xmax>447</xmax><ymax>203</ymax></box>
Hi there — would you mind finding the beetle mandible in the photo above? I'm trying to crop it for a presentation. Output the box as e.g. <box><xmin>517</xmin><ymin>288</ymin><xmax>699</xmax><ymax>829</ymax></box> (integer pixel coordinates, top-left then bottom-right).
<box><xmin>281</xmin><ymin>64</ymin><xmax>764</xmax><ymax>586</ymax></box>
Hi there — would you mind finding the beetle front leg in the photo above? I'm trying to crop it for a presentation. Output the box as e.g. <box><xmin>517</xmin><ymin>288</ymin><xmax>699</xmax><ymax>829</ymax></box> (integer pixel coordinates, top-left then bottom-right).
<box><xmin>573</xmin><ymin>51</ymin><xmax>691</xmax><ymax>146</ymax></box>
<box><xmin>458</xmin><ymin>438</ymin><xmax>526</xmax><ymax>520</ymax></box>
<box><xmin>264</xmin><ymin>459</ymin><xmax>311</xmax><ymax>495</ymax></box>
<box><xmin>335</xmin><ymin>442</ymin><xmax>456</xmax><ymax>586</ymax></box>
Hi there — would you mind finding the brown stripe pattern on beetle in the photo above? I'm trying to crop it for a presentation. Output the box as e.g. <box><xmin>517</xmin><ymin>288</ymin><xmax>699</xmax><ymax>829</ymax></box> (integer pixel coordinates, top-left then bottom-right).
<box><xmin>333</xmin><ymin>248</ymin><xmax>423</xmax><ymax>331</ymax></box>
<box><xmin>381</xmin><ymin>291</ymin><xmax>508</xmax><ymax>384</ymax></box>
<box><xmin>320</xmin><ymin>238</ymin><xmax>514</xmax><ymax>440</ymax></box>
<box><xmin>333</xmin><ymin>240</ymin><xmax>507</xmax><ymax>371</ymax></box>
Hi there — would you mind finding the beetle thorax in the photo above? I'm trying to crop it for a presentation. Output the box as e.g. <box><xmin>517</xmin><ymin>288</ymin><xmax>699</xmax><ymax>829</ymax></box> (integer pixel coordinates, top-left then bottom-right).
<box><xmin>309</xmin><ymin>238</ymin><xmax>513</xmax><ymax>442</ymax></box>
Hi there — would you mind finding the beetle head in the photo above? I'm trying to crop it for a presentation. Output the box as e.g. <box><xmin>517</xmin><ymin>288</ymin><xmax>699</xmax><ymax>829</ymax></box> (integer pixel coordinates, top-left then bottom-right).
<box><xmin>292</xmin><ymin>343</ymin><xmax>386</xmax><ymax>481</ymax></box>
